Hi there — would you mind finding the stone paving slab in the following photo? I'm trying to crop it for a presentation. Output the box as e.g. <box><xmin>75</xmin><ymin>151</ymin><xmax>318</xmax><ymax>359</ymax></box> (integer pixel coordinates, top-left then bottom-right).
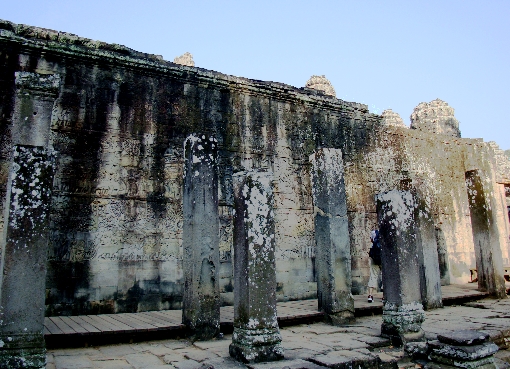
<box><xmin>54</xmin><ymin>355</ymin><xmax>96</xmax><ymax>369</ymax></box>
<box><xmin>123</xmin><ymin>352</ymin><xmax>166</xmax><ymax>368</ymax></box>
<box><xmin>310</xmin><ymin>349</ymin><xmax>379</xmax><ymax>368</ymax></box>
<box><xmin>248</xmin><ymin>359</ymin><xmax>327</xmax><ymax>369</ymax></box>
<box><xmin>48</xmin><ymin>296</ymin><xmax>510</xmax><ymax>369</ymax></box>
<box><xmin>89</xmin><ymin>360</ymin><xmax>134</xmax><ymax>369</ymax></box>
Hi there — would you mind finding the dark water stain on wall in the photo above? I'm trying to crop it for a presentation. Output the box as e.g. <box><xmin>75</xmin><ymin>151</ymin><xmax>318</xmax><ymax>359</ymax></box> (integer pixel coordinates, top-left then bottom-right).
<box><xmin>46</xmin><ymin>63</ymin><xmax>113</xmax><ymax>315</ymax></box>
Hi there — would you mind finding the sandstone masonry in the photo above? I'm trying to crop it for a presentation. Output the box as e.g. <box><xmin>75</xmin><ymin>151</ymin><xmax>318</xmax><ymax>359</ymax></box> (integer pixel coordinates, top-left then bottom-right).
<box><xmin>0</xmin><ymin>19</ymin><xmax>508</xmax><ymax>332</ymax></box>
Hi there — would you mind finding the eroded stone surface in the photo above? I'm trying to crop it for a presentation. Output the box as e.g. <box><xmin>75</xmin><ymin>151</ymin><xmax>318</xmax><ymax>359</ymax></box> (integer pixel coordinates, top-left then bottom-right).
<box><xmin>465</xmin><ymin>170</ymin><xmax>507</xmax><ymax>298</ymax></box>
<box><xmin>304</xmin><ymin>75</ymin><xmax>336</xmax><ymax>96</ymax></box>
<box><xmin>182</xmin><ymin>133</ymin><xmax>221</xmax><ymax>340</ymax></box>
<box><xmin>381</xmin><ymin>109</ymin><xmax>406</xmax><ymax>128</ymax></box>
<box><xmin>437</xmin><ymin>331</ymin><xmax>490</xmax><ymax>346</ymax></box>
<box><xmin>376</xmin><ymin>190</ymin><xmax>425</xmax><ymax>346</ymax></box>
<box><xmin>410</xmin><ymin>99</ymin><xmax>461</xmax><ymax>137</ymax></box>
<box><xmin>174</xmin><ymin>52</ymin><xmax>195</xmax><ymax>67</ymax></box>
<box><xmin>230</xmin><ymin>170</ymin><xmax>284</xmax><ymax>363</ymax></box>
<box><xmin>428</xmin><ymin>340</ymin><xmax>498</xmax><ymax>361</ymax></box>
<box><xmin>310</xmin><ymin>148</ymin><xmax>354</xmax><ymax>325</ymax></box>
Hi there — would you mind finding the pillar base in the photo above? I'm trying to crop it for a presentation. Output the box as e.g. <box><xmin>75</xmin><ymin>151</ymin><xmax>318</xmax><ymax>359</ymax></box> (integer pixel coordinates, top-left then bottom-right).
<box><xmin>325</xmin><ymin>310</ymin><xmax>355</xmax><ymax>326</ymax></box>
<box><xmin>229</xmin><ymin>327</ymin><xmax>284</xmax><ymax>363</ymax></box>
<box><xmin>0</xmin><ymin>333</ymin><xmax>46</xmax><ymax>369</ymax></box>
<box><xmin>381</xmin><ymin>302</ymin><xmax>425</xmax><ymax>346</ymax></box>
<box><xmin>182</xmin><ymin>320</ymin><xmax>220</xmax><ymax>342</ymax></box>
<box><xmin>229</xmin><ymin>342</ymin><xmax>284</xmax><ymax>363</ymax></box>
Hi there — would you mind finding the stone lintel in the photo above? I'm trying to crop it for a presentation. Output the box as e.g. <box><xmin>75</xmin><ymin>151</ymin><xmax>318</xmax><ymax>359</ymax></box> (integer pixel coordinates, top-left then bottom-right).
<box><xmin>182</xmin><ymin>133</ymin><xmax>220</xmax><ymax>340</ymax></box>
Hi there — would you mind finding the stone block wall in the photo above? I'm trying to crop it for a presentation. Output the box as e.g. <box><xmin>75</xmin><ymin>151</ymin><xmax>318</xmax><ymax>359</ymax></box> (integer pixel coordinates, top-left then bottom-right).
<box><xmin>0</xmin><ymin>20</ymin><xmax>508</xmax><ymax>315</ymax></box>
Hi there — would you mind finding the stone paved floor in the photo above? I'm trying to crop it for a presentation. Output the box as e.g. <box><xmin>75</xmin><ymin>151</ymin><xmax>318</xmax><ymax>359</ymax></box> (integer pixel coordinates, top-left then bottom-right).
<box><xmin>47</xmin><ymin>297</ymin><xmax>510</xmax><ymax>369</ymax></box>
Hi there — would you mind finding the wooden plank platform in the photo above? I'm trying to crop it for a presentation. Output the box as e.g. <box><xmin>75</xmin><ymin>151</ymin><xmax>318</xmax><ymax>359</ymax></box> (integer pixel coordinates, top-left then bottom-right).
<box><xmin>44</xmin><ymin>284</ymin><xmax>488</xmax><ymax>348</ymax></box>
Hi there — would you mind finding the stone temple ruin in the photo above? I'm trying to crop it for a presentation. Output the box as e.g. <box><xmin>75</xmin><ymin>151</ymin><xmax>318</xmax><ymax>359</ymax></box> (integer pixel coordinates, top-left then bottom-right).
<box><xmin>0</xmin><ymin>19</ymin><xmax>509</xmax><ymax>366</ymax></box>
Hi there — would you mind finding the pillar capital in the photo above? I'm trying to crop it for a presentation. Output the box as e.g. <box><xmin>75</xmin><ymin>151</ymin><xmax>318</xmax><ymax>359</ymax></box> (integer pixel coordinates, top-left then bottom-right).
<box><xmin>15</xmin><ymin>71</ymin><xmax>60</xmax><ymax>97</ymax></box>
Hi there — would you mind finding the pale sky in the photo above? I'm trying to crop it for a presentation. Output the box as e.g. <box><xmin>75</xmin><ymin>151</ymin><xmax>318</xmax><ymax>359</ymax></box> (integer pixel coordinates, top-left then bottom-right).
<box><xmin>2</xmin><ymin>1</ymin><xmax>509</xmax><ymax>150</ymax></box>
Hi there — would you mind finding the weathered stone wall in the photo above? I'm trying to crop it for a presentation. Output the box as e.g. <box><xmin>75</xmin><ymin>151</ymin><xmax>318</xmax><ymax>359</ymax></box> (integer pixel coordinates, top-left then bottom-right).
<box><xmin>0</xmin><ymin>20</ymin><xmax>508</xmax><ymax>315</ymax></box>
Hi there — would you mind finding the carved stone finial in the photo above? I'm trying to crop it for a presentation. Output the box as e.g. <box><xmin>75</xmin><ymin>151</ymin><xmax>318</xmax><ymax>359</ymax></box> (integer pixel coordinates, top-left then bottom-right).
<box><xmin>381</xmin><ymin>109</ymin><xmax>406</xmax><ymax>128</ymax></box>
<box><xmin>410</xmin><ymin>99</ymin><xmax>460</xmax><ymax>137</ymax></box>
<box><xmin>305</xmin><ymin>75</ymin><xmax>336</xmax><ymax>97</ymax></box>
<box><xmin>173</xmin><ymin>52</ymin><xmax>195</xmax><ymax>67</ymax></box>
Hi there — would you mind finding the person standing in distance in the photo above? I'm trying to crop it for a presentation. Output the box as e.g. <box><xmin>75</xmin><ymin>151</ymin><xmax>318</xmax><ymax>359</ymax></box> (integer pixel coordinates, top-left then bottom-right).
<box><xmin>367</xmin><ymin>229</ymin><xmax>382</xmax><ymax>303</ymax></box>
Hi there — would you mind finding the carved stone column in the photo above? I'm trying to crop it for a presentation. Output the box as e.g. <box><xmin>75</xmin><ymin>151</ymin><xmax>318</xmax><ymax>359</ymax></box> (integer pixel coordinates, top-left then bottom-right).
<box><xmin>182</xmin><ymin>134</ymin><xmax>221</xmax><ymax>340</ymax></box>
<box><xmin>414</xmin><ymin>195</ymin><xmax>442</xmax><ymax>309</ymax></box>
<box><xmin>310</xmin><ymin>148</ymin><xmax>354</xmax><ymax>325</ymax></box>
<box><xmin>376</xmin><ymin>190</ymin><xmax>425</xmax><ymax>346</ymax></box>
<box><xmin>229</xmin><ymin>170</ymin><xmax>284</xmax><ymax>363</ymax></box>
<box><xmin>465</xmin><ymin>170</ymin><xmax>506</xmax><ymax>298</ymax></box>
<box><xmin>0</xmin><ymin>72</ymin><xmax>59</xmax><ymax>369</ymax></box>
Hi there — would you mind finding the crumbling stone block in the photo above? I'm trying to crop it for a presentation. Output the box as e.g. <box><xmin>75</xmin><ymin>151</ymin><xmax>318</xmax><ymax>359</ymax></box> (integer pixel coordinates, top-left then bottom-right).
<box><xmin>381</xmin><ymin>109</ymin><xmax>407</xmax><ymax>128</ymax></box>
<box><xmin>410</xmin><ymin>99</ymin><xmax>461</xmax><ymax>138</ymax></box>
<box><xmin>428</xmin><ymin>330</ymin><xmax>499</xmax><ymax>369</ymax></box>
<box><xmin>437</xmin><ymin>331</ymin><xmax>490</xmax><ymax>346</ymax></box>
<box><xmin>304</xmin><ymin>75</ymin><xmax>336</xmax><ymax>97</ymax></box>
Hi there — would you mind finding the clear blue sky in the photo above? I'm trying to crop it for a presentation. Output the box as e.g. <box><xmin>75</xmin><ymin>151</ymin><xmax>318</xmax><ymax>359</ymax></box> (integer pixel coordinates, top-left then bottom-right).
<box><xmin>2</xmin><ymin>1</ymin><xmax>509</xmax><ymax>150</ymax></box>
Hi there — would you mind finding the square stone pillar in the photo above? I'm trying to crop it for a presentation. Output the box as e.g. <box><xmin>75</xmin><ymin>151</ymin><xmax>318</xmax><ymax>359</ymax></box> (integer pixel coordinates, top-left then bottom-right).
<box><xmin>11</xmin><ymin>72</ymin><xmax>60</xmax><ymax>147</ymax></box>
<box><xmin>465</xmin><ymin>170</ymin><xmax>506</xmax><ymax>298</ymax></box>
<box><xmin>182</xmin><ymin>134</ymin><xmax>221</xmax><ymax>340</ymax></box>
<box><xmin>376</xmin><ymin>190</ymin><xmax>425</xmax><ymax>346</ymax></box>
<box><xmin>0</xmin><ymin>72</ymin><xmax>59</xmax><ymax>369</ymax></box>
<box><xmin>310</xmin><ymin>148</ymin><xmax>354</xmax><ymax>325</ymax></box>
<box><xmin>414</xmin><ymin>195</ymin><xmax>443</xmax><ymax>310</ymax></box>
<box><xmin>229</xmin><ymin>170</ymin><xmax>284</xmax><ymax>363</ymax></box>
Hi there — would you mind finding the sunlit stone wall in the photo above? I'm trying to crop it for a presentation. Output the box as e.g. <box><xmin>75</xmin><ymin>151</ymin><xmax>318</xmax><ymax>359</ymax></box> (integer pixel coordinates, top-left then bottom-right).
<box><xmin>0</xmin><ymin>19</ymin><xmax>508</xmax><ymax>314</ymax></box>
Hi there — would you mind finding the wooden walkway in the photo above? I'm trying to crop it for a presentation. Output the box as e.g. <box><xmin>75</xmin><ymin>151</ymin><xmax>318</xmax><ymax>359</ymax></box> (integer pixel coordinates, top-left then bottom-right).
<box><xmin>44</xmin><ymin>284</ymin><xmax>488</xmax><ymax>348</ymax></box>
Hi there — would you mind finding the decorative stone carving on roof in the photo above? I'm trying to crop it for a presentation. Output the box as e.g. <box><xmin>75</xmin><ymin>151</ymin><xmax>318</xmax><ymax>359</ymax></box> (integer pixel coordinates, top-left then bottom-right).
<box><xmin>174</xmin><ymin>52</ymin><xmax>195</xmax><ymax>67</ymax></box>
<box><xmin>305</xmin><ymin>75</ymin><xmax>336</xmax><ymax>97</ymax></box>
<box><xmin>381</xmin><ymin>109</ymin><xmax>407</xmax><ymax>128</ymax></box>
<box><xmin>410</xmin><ymin>99</ymin><xmax>461</xmax><ymax>137</ymax></box>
